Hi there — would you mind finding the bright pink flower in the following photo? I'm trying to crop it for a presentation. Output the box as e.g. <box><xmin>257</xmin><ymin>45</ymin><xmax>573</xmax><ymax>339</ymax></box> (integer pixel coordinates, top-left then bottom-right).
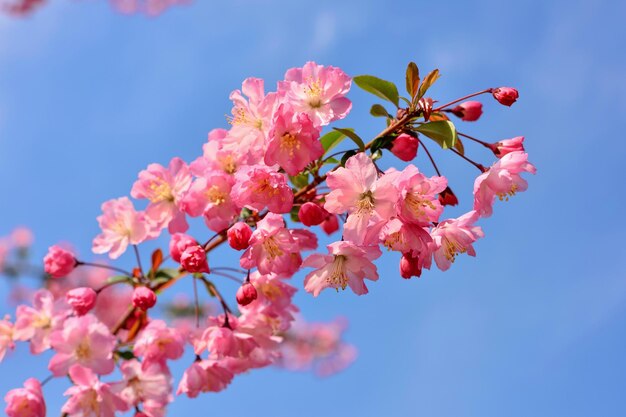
<box><xmin>298</xmin><ymin>202</ymin><xmax>328</xmax><ymax>226</ymax></box>
<box><xmin>473</xmin><ymin>151</ymin><xmax>536</xmax><ymax>218</ymax></box>
<box><xmin>232</xmin><ymin>165</ymin><xmax>293</xmax><ymax>214</ymax></box>
<box><xmin>490</xmin><ymin>136</ymin><xmax>525</xmax><ymax>158</ymax></box>
<box><xmin>289</xmin><ymin>228</ymin><xmax>318</xmax><ymax>251</ymax></box>
<box><xmin>177</xmin><ymin>360</ymin><xmax>233</xmax><ymax>397</ymax></box>
<box><xmin>236</xmin><ymin>282</ymin><xmax>258</xmax><ymax>306</ymax></box>
<box><xmin>14</xmin><ymin>289</ymin><xmax>68</xmax><ymax>354</ymax></box>
<box><xmin>390</xmin><ymin>133</ymin><xmax>418</xmax><ymax>161</ymax></box>
<box><xmin>240</xmin><ymin>214</ymin><xmax>301</xmax><ymax>275</ymax></box>
<box><xmin>131</xmin><ymin>157</ymin><xmax>192</xmax><ymax>234</ymax></box>
<box><xmin>492</xmin><ymin>87</ymin><xmax>519</xmax><ymax>106</ymax></box>
<box><xmin>430</xmin><ymin>211</ymin><xmax>484</xmax><ymax>271</ymax></box>
<box><xmin>4</xmin><ymin>378</ymin><xmax>45</xmax><ymax>417</ymax></box>
<box><xmin>227</xmin><ymin>222</ymin><xmax>252</xmax><ymax>250</ymax></box>
<box><xmin>182</xmin><ymin>171</ymin><xmax>238</xmax><ymax>232</ymax></box>
<box><xmin>396</xmin><ymin>165</ymin><xmax>447</xmax><ymax>225</ymax></box>
<box><xmin>264</xmin><ymin>105</ymin><xmax>323</xmax><ymax>175</ymax></box>
<box><xmin>303</xmin><ymin>241</ymin><xmax>382</xmax><ymax>296</ymax></box>
<box><xmin>43</xmin><ymin>245</ymin><xmax>76</xmax><ymax>278</ymax></box>
<box><xmin>48</xmin><ymin>314</ymin><xmax>116</xmax><ymax>376</ymax></box>
<box><xmin>66</xmin><ymin>288</ymin><xmax>97</xmax><ymax>316</ymax></box>
<box><xmin>120</xmin><ymin>360</ymin><xmax>172</xmax><ymax>410</ymax></box>
<box><xmin>0</xmin><ymin>316</ymin><xmax>14</xmax><ymax>362</ymax></box>
<box><xmin>169</xmin><ymin>233</ymin><xmax>196</xmax><ymax>263</ymax></box>
<box><xmin>61</xmin><ymin>365</ymin><xmax>128</xmax><ymax>417</ymax></box>
<box><xmin>180</xmin><ymin>245</ymin><xmax>210</xmax><ymax>273</ymax></box>
<box><xmin>92</xmin><ymin>197</ymin><xmax>154</xmax><ymax>259</ymax></box>
<box><xmin>324</xmin><ymin>153</ymin><xmax>398</xmax><ymax>244</ymax></box>
<box><xmin>451</xmin><ymin>101</ymin><xmax>483</xmax><ymax>121</ymax></box>
<box><xmin>133</xmin><ymin>287</ymin><xmax>157</xmax><ymax>310</ymax></box>
<box><xmin>279</xmin><ymin>61</ymin><xmax>352</xmax><ymax>126</ymax></box>
<box><xmin>133</xmin><ymin>320</ymin><xmax>185</xmax><ymax>365</ymax></box>
<box><xmin>378</xmin><ymin>218</ymin><xmax>433</xmax><ymax>260</ymax></box>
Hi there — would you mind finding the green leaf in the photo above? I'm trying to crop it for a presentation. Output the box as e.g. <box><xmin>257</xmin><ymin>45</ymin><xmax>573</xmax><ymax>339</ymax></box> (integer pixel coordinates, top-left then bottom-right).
<box><xmin>320</xmin><ymin>130</ymin><xmax>346</xmax><ymax>154</ymax></box>
<box><xmin>418</xmin><ymin>69</ymin><xmax>440</xmax><ymax>99</ymax></box>
<box><xmin>333</xmin><ymin>128</ymin><xmax>365</xmax><ymax>151</ymax></box>
<box><xmin>289</xmin><ymin>173</ymin><xmax>309</xmax><ymax>189</ymax></box>
<box><xmin>353</xmin><ymin>75</ymin><xmax>400</xmax><ymax>107</ymax></box>
<box><xmin>290</xmin><ymin>206</ymin><xmax>301</xmax><ymax>223</ymax></box>
<box><xmin>370</xmin><ymin>135</ymin><xmax>396</xmax><ymax>154</ymax></box>
<box><xmin>154</xmin><ymin>268</ymin><xmax>180</xmax><ymax>280</ymax></box>
<box><xmin>116</xmin><ymin>350</ymin><xmax>136</xmax><ymax>360</ymax></box>
<box><xmin>324</xmin><ymin>157</ymin><xmax>339</xmax><ymax>165</ymax></box>
<box><xmin>405</xmin><ymin>62</ymin><xmax>420</xmax><ymax>99</ymax></box>
<box><xmin>370</xmin><ymin>104</ymin><xmax>391</xmax><ymax>118</ymax></box>
<box><xmin>107</xmin><ymin>275</ymin><xmax>132</xmax><ymax>285</ymax></box>
<box><xmin>415</xmin><ymin>121</ymin><xmax>457</xmax><ymax>149</ymax></box>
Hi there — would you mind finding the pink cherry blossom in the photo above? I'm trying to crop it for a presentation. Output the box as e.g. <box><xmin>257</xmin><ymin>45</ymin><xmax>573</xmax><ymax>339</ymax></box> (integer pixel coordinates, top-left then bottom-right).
<box><xmin>189</xmin><ymin>129</ymin><xmax>248</xmax><ymax>176</ymax></box>
<box><xmin>430</xmin><ymin>211</ymin><xmax>484</xmax><ymax>271</ymax></box>
<box><xmin>303</xmin><ymin>241</ymin><xmax>382</xmax><ymax>296</ymax></box>
<box><xmin>92</xmin><ymin>197</ymin><xmax>155</xmax><ymax>259</ymax></box>
<box><xmin>473</xmin><ymin>151</ymin><xmax>536</xmax><ymax>218</ymax></box>
<box><xmin>43</xmin><ymin>245</ymin><xmax>76</xmax><ymax>278</ymax></box>
<box><xmin>133</xmin><ymin>320</ymin><xmax>185</xmax><ymax>366</ymax></box>
<box><xmin>48</xmin><ymin>314</ymin><xmax>116</xmax><ymax>376</ymax></box>
<box><xmin>131</xmin><ymin>157</ymin><xmax>192</xmax><ymax>234</ymax></box>
<box><xmin>182</xmin><ymin>171</ymin><xmax>238</xmax><ymax>232</ymax></box>
<box><xmin>61</xmin><ymin>365</ymin><xmax>128</xmax><ymax>417</ymax></box>
<box><xmin>0</xmin><ymin>316</ymin><xmax>14</xmax><ymax>362</ymax></box>
<box><xmin>14</xmin><ymin>289</ymin><xmax>68</xmax><ymax>354</ymax></box>
<box><xmin>120</xmin><ymin>360</ymin><xmax>172</xmax><ymax>411</ymax></box>
<box><xmin>194</xmin><ymin>320</ymin><xmax>258</xmax><ymax>359</ymax></box>
<box><xmin>279</xmin><ymin>61</ymin><xmax>352</xmax><ymax>126</ymax></box>
<box><xmin>378</xmin><ymin>218</ymin><xmax>433</xmax><ymax>259</ymax></box>
<box><xmin>396</xmin><ymin>164</ymin><xmax>447</xmax><ymax>225</ymax></box>
<box><xmin>232</xmin><ymin>165</ymin><xmax>293</xmax><ymax>214</ymax></box>
<box><xmin>4</xmin><ymin>378</ymin><xmax>46</xmax><ymax>417</ymax></box>
<box><xmin>177</xmin><ymin>360</ymin><xmax>233</xmax><ymax>397</ymax></box>
<box><xmin>264</xmin><ymin>104</ymin><xmax>323</xmax><ymax>175</ymax></box>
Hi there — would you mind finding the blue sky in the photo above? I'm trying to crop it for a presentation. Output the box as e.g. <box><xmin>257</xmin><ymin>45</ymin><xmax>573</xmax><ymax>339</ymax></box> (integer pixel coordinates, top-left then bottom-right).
<box><xmin>1</xmin><ymin>0</ymin><xmax>626</xmax><ymax>416</ymax></box>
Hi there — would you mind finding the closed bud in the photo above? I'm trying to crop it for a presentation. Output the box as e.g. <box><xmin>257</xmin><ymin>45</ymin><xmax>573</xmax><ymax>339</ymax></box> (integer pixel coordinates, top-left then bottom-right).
<box><xmin>321</xmin><ymin>214</ymin><xmax>340</xmax><ymax>235</ymax></box>
<box><xmin>399</xmin><ymin>253</ymin><xmax>423</xmax><ymax>279</ymax></box>
<box><xmin>66</xmin><ymin>287</ymin><xmax>97</xmax><ymax>316</ymax></box>
<box><xmin>227</xmin><ymin>222</ymin><xmax>252</xmax><ymax>250</ymax></box>
<box><xmin>132</xmin><ymin>286</ymin><xmax>157</xmax><ymax>310</ymax></box>
<box><xmin>169</xmin><ymin>233</ymin><xmax>197</xmax><ymax>263</ymax></box>
<box><xmin>390</xmin><ymin>133</ymin><xmax>419</xmax><ymax>162</ymax></box>
<box><xmin>298</xmin><ymin>202</ymin><xmax>328</xmax><ymax>226</ymax></box>
<box><xmin>492</xmin><ymin>87</ymin><xmax>519</xmax><ymax>106</ymax></box>
<box><xmin>438</xmin><ymin>186</ymin><xmax>459</xmax><ymax>207</ymax></box>
<box><xmin>451</xmin><ymin>101</ymin><xmax>483</xmax><ymax>121</ymax></box>
<box><xmin>180</xmin><ymin>245</ymin><xmax>210</xmax><ymax>273</ymax></box>
<box><xmin>43</xmin><ymin>245</ymin><xmax>76</xmax><ymax>278</ymax></box>
<box><xmin>236</xmin><ymin>282</ymin><xmax>258</xmax><ymax>306</ymax></box>
<box><xmin>489</xmin><ymin>136</ymin><xmax>525</xmax><ymax>158</ymax></box>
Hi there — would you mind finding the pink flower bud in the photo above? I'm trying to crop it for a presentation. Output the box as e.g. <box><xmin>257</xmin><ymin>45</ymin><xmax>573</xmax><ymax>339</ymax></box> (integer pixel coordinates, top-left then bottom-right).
<box><xmin>492</xmin><ymin>87</ymin><xmax>519</xmax><ymax>106</ymax></box>
<box><xmin>489</xmin><ymin>136</ymin><xmax>525</xmax><ymax>158</ymax></box>
<box><xmin>321</xmin><ymin>214</ymin><xmax>339</xmax><ymax>235</ymax></box>
<box><xmin>438</xmin><ymin>186</ymin><xmax>459</xmax><ymax>207</ymax></box>
<box><xmin>132</xmin><ymin>287</ymin><xmax>157</xmax><ymax>310</ymax></box>
<box><xmin>135</xmin><ymin>413</ymin><xmax>149</xmax><ymax>417</ymax></box>
<box><xmin>66</xmin><ymin>287</ymin><xmax>97</xmax><ymax>316</ymax></box>
<box><xmin>169</xmin><ymin>233</ymin><xmax>197</xmax><ymax>263</ymax></box>
<box><xmin>180</xmin><ymin>245</ymin><xmax>210</xmax><ymax>273</ymax></box>
<box><xmin>227</xmin><ymin>222</ymin><xmax>252</xmax><ymax>250</ymax></box>
<box><xmin>43</xmin><ymin>245</ymin><xmax>76</xmax><ymax>278</ymax></box>
<box><xmin>298</xmin><ymin>202</ymin><xmax>328</xmax><ymax>226</ymax></box>
<box><xmin>390</xmin><ymin>133</ymin><xmax>418</xmax><ymax>162</ymax></box>
<box><xmin>236</xmin><ymin>282</ymin><xmax>258</xmax><ymax>306</ymax></box>
<box><xmin>399</xmin><ymin>253</ymin><xmax>422</xmax><ymax>279</ymax></box>
<box><xmin>4</xmin><ymin>378</ymin><xmax>46</xmax><ymax>417</ymax></box>
<box><xmin>451</xmin><ymin>101</ymin><xmax>483</xmax><ymax>121</ymax></box>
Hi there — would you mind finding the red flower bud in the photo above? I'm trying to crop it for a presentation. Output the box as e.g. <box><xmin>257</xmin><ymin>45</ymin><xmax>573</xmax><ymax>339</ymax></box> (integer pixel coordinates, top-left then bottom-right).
<box><xmin>399</xmin><ymin>253</ymin><xmax>423</xmax><ymax>279</ymax></box>
<box><xmin>180</xmin><ymin>245</ymin><xmax>210</xmax><ymax>273</ymax></box>
<box><xmin>321</xmin><ymin>214</ymin><xmax>340</xmax><ymax>235</ymax></box>
<box><xmin>492</xmin><ymin>87</ymin><xmax>519</xmax><ymax>106</ymax></box>
<box><xmin>169</xmin><ymin>233</ymin><xmax>197</xmax><ymax>263</ymax></box>
<box><xmin>43</xmin><ymin>245</ymin><xmax>76</xmax><ymax>278</ymax></box>
<box><xmin>66</xmin><ymin>287</ymin><xmax>97</xmax><ymax>316</ymax></box>
<box><xmin>298</xmin><ymin>202</ymin><xmax>328</xmax><ymax>226</ymax></box>
<box><xmin>227</xmin><ymin>222</ymin><xmax>252</xmax><ymax>250</ymax></box>
<box><xmin>236</xmin><ymin>282</ymin><xmax>258</xmax><ymax>306</ymax></box>
<box><xmin>132</xmin><ymin>286</ymin><xmax>157</xmax><ymax>310</ymax></box>
<box><xmin>390</xmin><ymin>133</ymin><xmax>419</xmax><ymax>162</ymax></box>
<box><xmin>451</xmin><ymin>101</ymin><xmax>483</xmax><ymax>121</ymax></box>
<box><xmin>438</xmin><ymin>186</ymin><xmax>459</xmax><ymax>207</ymax></box>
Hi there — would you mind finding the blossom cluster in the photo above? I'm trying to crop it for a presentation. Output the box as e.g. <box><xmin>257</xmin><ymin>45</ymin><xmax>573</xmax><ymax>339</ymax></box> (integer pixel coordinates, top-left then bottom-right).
<box><xmin>0</xmin><ymin>61</ymin><xmax>534</xmax><ymax>416</ymax></box>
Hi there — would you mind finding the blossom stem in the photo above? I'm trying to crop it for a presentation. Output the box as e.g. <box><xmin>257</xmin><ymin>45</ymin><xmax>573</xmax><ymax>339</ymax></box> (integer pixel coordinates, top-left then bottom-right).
<box><xmin>458</xmin><ymin>131</ymin><xmax>490</xmax><ymax>147</ymax></box>
<box><xmin>212</xmin><ymin>267</ymin><xmax>247</xmax><ymax>274</ymax></box>
<box><xmin>433</xmin><ymin>89</ymin><xmax>493</xmax><ymax>111</ymax></box>
<box><xmin>416</xmin><ymin>138</ymin><xmax>442</xmax><ymax>176</ymax></box>
<box><xmin>41</xmin><ymin>374</ymin><xmax>54</xmax><ymax>386</ymax></box>
<box><xmin>199</xmin><ymin>277</ymin><xmax>232</xmax><ymax>328</ymax></box>
<box><xmin>210</xmin><ymin>271</ymin><xmax>243</xmax><ymax>284</ymax></box>
<box><xmin>132</xmin><ymin>245</ymin><xmax>144</xmax><ymax>278</ymax></box>
<box><xmin>449</xmin><ymin>148</ymin><xmax>487</xmax><ymax>172</ymax></box>
<box><xmin>75</xmin><ymin>261</ymin><xmax>132</xmax><ymax>277</ymax></box>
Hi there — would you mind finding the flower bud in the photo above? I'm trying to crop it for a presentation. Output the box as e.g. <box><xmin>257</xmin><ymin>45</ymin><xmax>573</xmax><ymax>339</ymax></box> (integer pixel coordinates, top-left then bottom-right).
<box><xmin>135</xmin><ymin>413</ymin><xmax>149</xmax><ymax>417</ymax></box>
<box><xmin>132</xmin><ymin>286</ymin><xmax>157</xmax><ymax>310</ymax></box>
<box><xmin>399</xmin><ymin>253</ymin><xmax>422</xmax><ymax>279</ymax></box>
<box><xmin>438</xmin><ymin>186</ymin><xmax>459</xmax><ymax>207</ymax></box>
<box><xmin>180</xmin><ymin>245</ymin><xmax>210</xmax><ymax>273</ymax></box>
<box><xmin>492</xmin><ymin>87</ymin><xmax>519</xmax><ymax>106</ymax></box>
<box><xmin>66</xmin><ymin>287</ymin><xmax>97</xmax><ymax>316</ymax></box>
<box><xmin>390</xmin><ymin>133</ymin><xmax>419</xmax><ymax>162</ymax></box>
<box><xmin>43</xmin><ymin>245</ymin><xmax>76</xmax><ymax>278</ymax></box>
<box><xmin>236</xmin><ymin>282</ymin><xmax>258</xmax><ymax>306</ymax></box>
<box><xmin>227</xmin><ymin>222</ymin><xmax>252</xmax><ymax>250</ymax></box>
<box><xmin>451</xmin><ymin>101</ymin><xmax>483</xmax><ymax>121</ymax></box>
<box><xmin>169</xmin><ymin>233</ymin><xmax>197</xmax><ymax>263</ymax></box>
<box><xmin>4</xmin><ymin>378</ymin><xmax>46</xmax><ymax>417</ymax></box>
<box><xmin>321</xmin><ymin>214</ymin><xmax>339</xmax><ymax>235</ymax></box>
<box><xmin>298</xmin><ymin>202</ymin><xmax>328</xmax><ymax>226</ymax></box>
<box><xmin>489</xmin><ymin>136</ymin><xmax>525</xmax><ymax>158</ymax></box>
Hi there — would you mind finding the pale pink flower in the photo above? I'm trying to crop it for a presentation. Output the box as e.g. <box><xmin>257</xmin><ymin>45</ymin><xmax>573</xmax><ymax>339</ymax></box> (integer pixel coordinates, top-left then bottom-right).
<box><xmin>48</xmin><ymin>314</ymin><xmax>116</xmax><ymax>376</ymax></box>
<box><xmin>14</xmin><ymin>289</ymin><xmax>68</xmax><ymax>354</ymax></box>
<box><xmin>390</xmin><ymin>133</ymin><xmax>419</xmax><ymax>161</ymax></box>
<box><xmin>61</xmin><ymin>365</ymin><xmax>128</xmax><ymax>417</ymax></box>
<box><xmin>396</xmin><ymin>164</ymin><xmax>447</xmax><ymax>225</ymax></box>
<box><xmin>120</xmin><ymin>360</ymin><xmax>172</xmax><ymax>410</ymax></box>
<box><xmin>194</xmin><ymin>321</ymin><xmax>258</xmax><ymax>359</ymax></box>
<box><xmin>177</xmin><ymin>360</ymin><xmax>233</xmax><ymax>397</ymax></box>
<box><xmin>264</xmin><ymin>105</ymin><xmax>323</xmax><ymax>175</ymax></box>
<box><xmin>43</xmin><ymin>245</ymin><xmax>76</xmax><ymax>278</ymax></box>
<box><xmin>92</xmin><ymin>197</ymin><xmax>154</xmax><ymax>259</ymax></box>
<box><xmin>240</xmin><ymin>214</ymin><xmax>301</xmax><ymax>275</ymax></box>
<box><xmin>0</xmin><ymin>316</ymin><xmax>14</xmax><ymax>362</ymax></box>
<box><xmin>232</xmin><ymin>165</ymin><xmax>293</xmax><ymax>214</ymax></box>
<box><xmin>4</xmin><ymin>378</ymin><xmax>46</xmax><ymax>417</ymax></box>
<box><xmin>324</xmin><ymin>153</ymin><xmax>398</xmax><ymax>243</ymax></box>
<box><xmin>133</xmin><ymin>320</ymin><xmax>185</xmax><ymax>366</ymax></box>
<box><xmin>66</xmin><ymin>288</ymin><xmax>97</xmax><ymax>316</ymax></box>
<box><xmin>473</xmin><ymin>151</ymin><xmax>536</xmax><ymax>218</ymax></box>
<box><xmin>303</xmin><ymin>241</ymin><xmax>382</xmax><ymax>296</ymax></box>
<box><xmin>131</xmin><ymin>157</ymin><xmax>192</xmax><ymax>233</ymax></box>
<box><xmin>189</xmin><ymin>129</ymin><xmax>247</xmax><ymax>176</ymax></box>
<box><xmin>182</xmin><ymin>171</ymin><xmax>238</xmax><ymax>232</ymax></box>
<box><xmin>430</xmin><ymin>211</ymin><xmax>484</xmax><ymax>271</ymax></box>
<box><xmin>280</xmin><ymin>61</ymin><xmax>352</xmax><ymax>126</ymax></box>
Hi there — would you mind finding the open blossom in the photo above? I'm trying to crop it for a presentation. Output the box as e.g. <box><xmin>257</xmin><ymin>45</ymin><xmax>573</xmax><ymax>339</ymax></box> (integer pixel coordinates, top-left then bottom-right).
<box><xmin>189</xmin><ymin>129</ymin><xmax>248</xmax><ymax>176</ymax></box>
<box><xmin>0</xmin><ymin>317</ymin><xmax>13</xmax><ymax>362</ymax></box>
<box><xmin>177</xmin><ymin>360</ymin><xmax>234</xmax><ymax>397</ymax></box>
<box><xmin>473</xmin><ymin>151</ymin><xmax>536</xmax><ymax>218</ymax></box>
<box><xmin>279</xmin><ymin>61</ymin><xmax>352</xmax><ymax>126</ymax></box>
<box><xmin>120</xmin><ymin>360</ymin><xmax>172</xmax><ymax>410</ymax></box>
<box><xmin>489</xmin><ymin>136</ymin><xmax>525</xmax><ymax>158</ymax></box>
<box><xmin>232</xmin><ymin>165</ymin><xmax>293</xmax><ymax>214</ymax></box>
<box><xmin>240</xmin><ymin>213</ymin><xmax>301</xmax><ymax>275</ymax></box>
<box><xmin>14</xmin><ymin>289</ymin><xmax>67</xmax><ymax>354</ymax></box>
<box><xmin>133</xmin><ymin>320</ymin><xmax>185</xmax><ymax>366</ymax></box>
<box><xmin>325</xmin><ymin>153</ymin><xmax>398</xmax><ymax>244</ymax></box>
<box><xmin>92</xmin><ymin>197</ymin><xmax>154</xmax><ymax>259</ymax></box>
<box><xmin>396</xmin><ymin>165</ymin><xmax>447</xmax><ymax>226</ymax></box>
<box><xmin>431</xmin><ymin>211</ymin><xmax>484</xmax><ymax>271</ymax></box>
<box><xmin>62</xmin><ymin>365</ymin><xmax>128</xmax><ymax>417</ymax></box>
<box><xmin>43</xmin><ymin>245</ymin><xmax>76</xmax><ymax>278</ymax></box>
<box><xmin>4</xmin><ymin>378</ymin><xmax>46</xmax><ymax>417</ymax></box>
<box><xmin>182</xmin><ymin>171</ymin><xmax>238</xmax><ymax>232</ymax></box>
<box><xmin>48</xmin><ymin>314</ymin><xmax>116</xmax><ymax>376</ymax></box>
<box><xmin>194</xmin><ymin>320</ymin><xmax>258</xmax><ymax>359</ymax></box>
<box><xmin>131</xmin><ymin>157</ymin><xmax>192</xmax><ymax>233</ymax></box>
<box><xmin>378</xmin><ymin>218</ymin><xmax>433</xmax><ymax>260</ymax></box>
<box><xmin>303</xmin><ymin>241</ymin><xmax>382</xmax><ymax>296</ymax></box>
<box><xmin>264</xmin><ymin>104</ymin><xmax>323</xmax><ymax>175</ymax></box>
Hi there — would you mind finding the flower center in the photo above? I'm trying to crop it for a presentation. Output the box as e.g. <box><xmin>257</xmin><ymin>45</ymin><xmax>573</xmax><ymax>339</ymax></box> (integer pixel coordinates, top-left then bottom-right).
<box><xmin>327</xmin><ymin>255</ymin><xmax>348</xmax><ymax>290</ymax></box>
<box><xmin>304</xmin><ymin>77</ymin><xmax>323</xmax><ymax>108</ymax></box>
<box><xmin>443</xmin><ymin>237</ymin><xmax>466</xmax><ymax>262</ymax></box>
<box><xmin>75</xmin><ymin>341</ymin><xmax>92</xmax><ymax>360</ymax></box>
<box><xmin>263</xmin><ymin>237</ymin><xmax>284</xmax><ymax>260</ymax></box>
<box><xmin>148</xmin><ymin>180</ymin><xmax>174</xmax><ymax>203</ymax></box>
<box><xmin>205</xmin><ymin>185</ymin><xmax>227</xmax><ymax>205</ymax></box>
<box><xmin>404</xmin><ymin>191</ymin><xmax>435</xmax><ymax>219</ymax></box>
<box><xmin>356</xmin><ymin>191</ymin><xmax>375</xmax><ymax>214</ymax></box>
<box><xmin>496</xmin><ymin>183</ymin><xmax>518</xmax><ymax>201</ymax></box>
<box><xmin>280</xmin><ymin>132</ymin><xmax>301</xmax><ymax>156</ymax></box>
